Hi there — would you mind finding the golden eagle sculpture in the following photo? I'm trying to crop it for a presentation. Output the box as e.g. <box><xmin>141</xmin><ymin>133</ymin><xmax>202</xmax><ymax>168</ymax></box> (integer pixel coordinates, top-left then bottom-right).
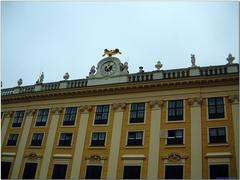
<box><xmin>102</xmin><ymin>49</ymin><xmax>122</xmax><ymax>57</ymax></box>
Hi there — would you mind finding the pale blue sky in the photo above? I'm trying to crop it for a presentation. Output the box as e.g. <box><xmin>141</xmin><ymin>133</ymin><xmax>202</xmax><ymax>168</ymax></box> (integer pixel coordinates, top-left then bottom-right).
<box><xmin>1</xmin><ymin>1</ymin><xmax>239</xmax><ymax>88</ymax></box>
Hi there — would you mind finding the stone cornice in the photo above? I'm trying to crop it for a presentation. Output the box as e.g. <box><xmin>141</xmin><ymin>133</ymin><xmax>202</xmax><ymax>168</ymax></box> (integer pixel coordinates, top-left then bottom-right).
<box><xmin>2</xmin><ymin>74</ymin><xmax>238</xmax><ymax>104</ymax></box>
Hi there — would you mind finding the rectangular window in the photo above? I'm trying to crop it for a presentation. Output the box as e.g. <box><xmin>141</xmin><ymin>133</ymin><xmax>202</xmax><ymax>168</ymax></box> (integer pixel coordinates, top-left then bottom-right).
<box><xmin>52</xmin><ymin>164</ymin><xmax>67</xmax><ymax>179</ymax></box>
<box><xmin>167</xmin><ymin>129</ymin><xmax>184</xmax><ymax>145</ymax></box>
<box><xmin>123</xmin><ymin>166</ymin><xmax>141</xmax><ymax>179</ymax></box>
<box><xmin>91</xmin><ymin>132</ymin><xmax>106</xmax><ymax>147</ymax></box>
<box><xmin>58</xmin><ymin>133</ymin><xmax>72</xmax><ymax>146</ymax></box>
<box><xmin>130</xmin><ymin>102</ymin><xmax>145</xmax><ymax>123</ymax></box>
<box><xmin>31</xmin><ymin>133</ymin><xmax>44</xmax><ymax>146</ymax></box>
<box><xmin>1</xmin><ymin>161</ymin><xmax>11</xmax><ymax>179</ymax></box>
<box><xmin>12</xmin><ymin>111</ymin><xmax>25</xmax><ymax>127</ymax></box>
<box><xmin>168</xmin><ymin>100</ymin><xmax>183</xmax><ymax>121</ymax></box>
<box><xmin>208</xmin><ymin>97</ymin><xmax>225</xmax><ymax>119</ymax></box>
<box><xmin>22</xmin><ymin>163</ymin><xmax>38</xmax><ymax>179</ymax></box>
<box><xmin>165</xmin><ymin>165</ymin><xmax>183</xmax><ymax>179</ymax></box>
<box><xmin>127</xmin><ymin>131</ymin><xmax>143</xmax><ymax>146</ymax></box>
<box><xmin>209</xmin><ymin>127</ymin><xmax>227</xmax><ymax>144</ymax></box>
<box><xmin>94</xmin><ymin>105</ymin><xmax>109</xmax><ymax>124</ymax></box>
<box><xmin>7</xmin><ymin>134</ymin><xmax>19</xmax><ymax>146</ymax></box>
<box><xmin>210</xmin><ymin>164</ymin><xmax>229</xmax><ymax>179</ymax></box>
<box><xmin>36</xmin><ymin>109</ymin><xmax>49</xmax><ymax>126</ymax></box>
<box><xmin>63</xmin><ymin>107</ymin><xmax>77</xmax><ymax>126</ymax></box>
<box><xmin>85</xmin><ymin>165</ymin><xmax>102</xmax><ymax>179</ymax></box>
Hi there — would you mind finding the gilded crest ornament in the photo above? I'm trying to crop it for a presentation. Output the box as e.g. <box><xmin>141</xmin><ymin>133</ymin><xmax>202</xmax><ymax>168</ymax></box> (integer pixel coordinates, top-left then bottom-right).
<box><xmin>102</xmin><ymin>49</ymin><xmax>122</xmax><ymax>57</ymax></box>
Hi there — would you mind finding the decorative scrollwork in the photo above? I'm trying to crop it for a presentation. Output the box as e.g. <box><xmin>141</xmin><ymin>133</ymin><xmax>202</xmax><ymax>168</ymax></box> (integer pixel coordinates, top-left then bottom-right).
<box><xmin>162</xmin><ymin>152</ymin><xmax>188</xmax><ymax>162</ymax></box>
<box><xmin>50</xmin><ymin>107</ymin><xmax>64</xmax><ymax>115</ymax></box>
<box><xmin>112</xmin><ymin>103</ymin><xmax>126</xmax><ymax>111</ymax></box>
<box><xmin>149</xmin><ymin>100</ymin><xmax>164</xmax><ymax>109</ymax></box>
<box><xmin>85</xmin><ymin>154</ymin><xmax>106</xmax><ymax>161</ymax></box>
<box><xmin>79</xmin><ymin>105</ymin><xmax>92</xmax><ymax>113</ymax></box>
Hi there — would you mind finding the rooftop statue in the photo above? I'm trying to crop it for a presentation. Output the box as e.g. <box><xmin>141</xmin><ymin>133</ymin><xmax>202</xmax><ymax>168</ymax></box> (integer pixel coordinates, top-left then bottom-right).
<box><xmin>191</xmin><ymin>54</ymin><xmax>197</xmax><ymax>67</ymax></box>
<box><xmin>102</xmin><ymin>49</ymin><xmax>122</xmax><ymax>57</ymax></box>
<box><xmin>17</xmin><ymin>78</ymin><xmax>23</xmax><ymax>87</ymax></box>
<box><xmin>63</xmin><ymin>72</ymin><xmax>69</xmax><ymax>80</ymax></box>
<box><xmin>227</xmin><ymin>53</ymin><xmax>235</xmax><ymax>64</ymax></box>
<box><xmin>36</xmin><ymin>72</ymin><xmax>44</xmax><ymax>84</ymax></box>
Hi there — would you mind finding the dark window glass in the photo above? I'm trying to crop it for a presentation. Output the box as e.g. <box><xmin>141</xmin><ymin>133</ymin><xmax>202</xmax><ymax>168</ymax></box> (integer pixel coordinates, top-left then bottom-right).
<box><xmin>85</xmin><ymin>165</ymin><xmax>102</xmax><ymax>179</ymax></box>
<box><xmin>52</xmin><ymin>164</ymin><xmax>67</xmax><ymax>179</ymax></box>
<box><xmin>22</xmin><ymin>163</ymin><xmax>38</xmax><ymax>179</ymax></box>
<box><xmin>36</xmin><ymin>109</ymin><xmax>49</xmax><ymax>126</ymax></box>
<box><xmin>12</xmin><ymin>111</ymin><xmax>25</xmax><ymax>127</ymax></box>
<box><xmin>210</xmin><ymin>164</ymin><xmax>229</xmax><ymax>179</ymax></box>
<box><xmin>7</xmin><ymin>134</ymin><xmax>18</xmax><ymax>146</ymax></box>
<box><xmin>167</xmin><ymin>129</ymin><xmax>184</xmax><ymax>145</ymax></box>
<box><xmin>165</xmin><ymin>165</ymin><xmax>183</xmax><ymax>179</ymax></box>
<box><xmin>123</xmin><ymin>166</ymin><xmax>141</xmax><ymax>179</ymax></box>
<box><xmin>168</xmin><ymin>100</ymin><xmax>183</xmax><ymax>121</ymax></box>
<box><xmin>209</xmin><ymin>127</ymin><xmax>227</xmax><ymax>143</ymax></box>
<box><xmin>208</xmin><ymin>97</ymin><xmax>225</xmax><ymax>119</ymax></box>
<box><xmin>63</xmin><ymin>107</ymin><xmax>77</xmax><ymax>126</ymax></box>
<box><xmin>94</xmin><ymin>105</ymin><xmax>109</xmax><ymax>124</ymax></box>
<box><xmin>1</xmin><ymin>161</ymin><xmax>11</xmax><ymax>179</ymax></box>
<box><xmin>91</xmin><ymin>132</ymin><xmax>106</xmax><ymax>146</ymax></box>
<box><xmin>58</xmin><ymin>133</ymin><xmax>72</xmax><ymax>146</ymax></box>
<box><xmin>31</xmin><ymin>133</ymin><xmax>44</xmax><ymax>146</ymax></box>
<box><xmin>130</xmin><ymin>103</ymin><xmax>145</xmax><ymax>123</ymax></box>
<box><xmin>127</xmin><ymin>131</ymin><xmax>143</xmax><ymax>146</ymax></box>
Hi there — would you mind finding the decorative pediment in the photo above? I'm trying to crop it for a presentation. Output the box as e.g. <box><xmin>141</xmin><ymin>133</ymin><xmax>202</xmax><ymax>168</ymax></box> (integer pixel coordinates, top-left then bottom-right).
<box><xmin>25</xmin><ymin>152</ymin><xmax>42</xmax><ymax>160</ymax></box>
<box><xmin>85</xmin><ymin>154</ymin><xmax>106</xmax><ymax>161</ymax></box>
<box><xmin>162</xmin><ymin>152</ymin><xmax>188</xmax><ymax>162</ymax></box>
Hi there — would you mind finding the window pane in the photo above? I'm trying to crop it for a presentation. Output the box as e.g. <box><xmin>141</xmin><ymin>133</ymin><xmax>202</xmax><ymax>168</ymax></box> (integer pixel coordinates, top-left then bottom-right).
<box><xmin>52</xmin><ymin>164</ymin><xmax>67</xmax><ymax>179</ymax></box>
<box><xmin>22</xmin><ymin>163</ymin><xmax>38</xmax><ymax>179</ymax></box>
<box><xmin>136</xmin><ymin>132</ymin><xmax>143</xmax><ymax>139</ymax></box>
<box><xmin>176</xmin><ymin>130</ymin><xmax>183</xmax><ymax>138</ymax></box>
<box><xmin>85</xmin><ymin>166</ymin><xmax>102</xmax><ymax>179</ymax></box>
<box><xmin>165</xmin><ymin>165</ymin><xmax>183</xmax><ymax>179</ymax></box>
<box><xmin>1</xmin><ymin>162</ymin><xmax>11</xmax><ymax>179</ymax></box>
<box><xmin>123</xmin><ymin>166</ymin><xmax>141</xmax><ymax>179</ymax></box>
<box><xmin>210</xmin><ymin>129</ymin><xmax>217</xmax><ymax>136</ymax></box>
<box><xmin>218</xmin><ymin>128</ymin><xmax>226</xmax><ymax>136</ymax></box>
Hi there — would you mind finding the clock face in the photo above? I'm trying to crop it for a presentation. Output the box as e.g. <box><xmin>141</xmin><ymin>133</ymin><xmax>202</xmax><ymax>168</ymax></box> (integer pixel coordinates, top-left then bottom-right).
<box><xmin>101</xmin><ymin>61</ymin><xmax>117</xmax><ymax>76</ymax></box>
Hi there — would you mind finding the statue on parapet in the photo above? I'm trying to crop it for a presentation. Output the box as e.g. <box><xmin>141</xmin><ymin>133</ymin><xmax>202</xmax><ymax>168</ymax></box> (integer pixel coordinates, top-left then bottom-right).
<box><xmin>227</xmin><ymin>53</ymin><xmax>235</xmax><ymax>64</ymax></box>
<box><xmin>17</xmin><ymin>78</ymin><xmax>23</xmax><ymax>87</ymax></box>
<box><xmin>89</xmin><ymin>65</ymin><xmax>96</xmax><ymax>76</ymax></box>
<box><xmin>36</xmin><ymin>72</ymin><xmax>44</xmax><ymax>84</ymax></box>
<box><xmin>191</xmin><ymin>54</ymin><xmax>196</xmax><ymax>67</ymax></box>
<box><xmin>102</xmin><ymin>49</ymin><xmax>122</xmax><ymax>57</ymax></box>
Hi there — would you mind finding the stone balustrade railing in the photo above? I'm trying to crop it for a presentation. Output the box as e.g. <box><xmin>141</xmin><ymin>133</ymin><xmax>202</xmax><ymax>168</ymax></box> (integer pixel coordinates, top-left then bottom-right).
<box><xmin>1</xmin><ymin>64</ymin><xmax>238</xmax><ymax>96</ymax></box>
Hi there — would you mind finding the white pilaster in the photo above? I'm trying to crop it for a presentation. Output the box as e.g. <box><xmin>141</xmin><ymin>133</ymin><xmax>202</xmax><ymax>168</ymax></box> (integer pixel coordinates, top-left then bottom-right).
<box><xmin>11</xmin><ymin>109</ymin><xmax>36</xmax><ymax>178</ymax></box>
<box><xmin>189</xmin><ymin>98</ymin><xmax>202</xmax><ymax>179</ymax></box>
<box><xmin>39</xmin><ymin>107</ymin><xmax>63</xmax><ymax>179</ymax></box>
<box><xmin>229</xmin><ymin>95</ymin><xmax>239</xmax><ymax>178</ymax></box>
<box><xmin>70</xmin><ymin>105</ymin><xmax>92</xmax><ymax>179</ymax></box>
<box><xmin>1</xmin><ymin>111</ymin><xmax>13</xmax><ymax>146</ymax></box>
<box><xmin>147</xmin><ymin>100</ymin><xmax>163</xmax><ymax>179</ymax></box>
<box><xmin>107</xmin><ymin>103</ymin><xmax>126</xmax><ymax>179</ymax></box>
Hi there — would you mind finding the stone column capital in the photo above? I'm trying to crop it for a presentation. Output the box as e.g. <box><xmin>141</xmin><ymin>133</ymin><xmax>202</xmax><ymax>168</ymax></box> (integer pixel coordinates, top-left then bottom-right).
<box><xmin>50</xmin><ymin>107</ymin><xmax>64</xmax><ymax>115</ymax></box>
<box><xmin>149</xmin><ymin>100</ymin><xmax>164</xmax><ymax>110</ymax></box>
<box><xmin>188</xmin><ymin>97</ymin><xmax>202</xmax><ymax>107</ymax></box>
<box><xmin>4</xmin><ymin>111</ymin><xmax>14</xmax><ymax>118</ymax></box>
<box><xmin>228</xmin><ymin>95</ymin><xmax>239</xmax><ymax>104</ymax></box>
<box><xmin>26</xmin><ymin>109</ymin><xmax>37</xmax><ymax>116</ymax></box>
<box><xmin>112</xmin><ymin>103</ymin><xmax>126</xmax><ymax>112</ymax></box>
<box><xmin>79</xmin><ymin>105</ymin><xmax>92</xmax><ymax>114</ymax></box>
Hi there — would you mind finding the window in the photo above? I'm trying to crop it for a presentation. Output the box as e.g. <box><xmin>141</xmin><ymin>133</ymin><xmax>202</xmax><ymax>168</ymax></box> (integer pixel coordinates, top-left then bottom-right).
<box><xmin>7</xmin><ymin>134</ymin><xmax>18</xmax><ymax>146</ymax></box>
<box><xmin>210</xmin><ymin>164</ymin><xmax>229</xmax><ymax>179</ymax></box>
<box><xmin>22</xmin><ymin>163</ymin><xmax>38</xmax><ymax>179</ymax></box>
<box><xmin>36</xmin><ymin>109</ymin><xmax>49</xmax><ymax>126</ymax></box>
<box><xmin>31</xmin><ymin>133</ymin><xmax>44</xmax><ymax>146</ymax></box>
<box><xmin>1</xmin><ymin>161</ymin><xmax>11</xmax><ymax>179</ymax></box>
<box><xmin>208</xmin><ymin>97</ymin><xmax>225</xmax><ymax>119</ymax></box>
<box><xmin>165</xmin><ymin>165</ymin><xmax>183</xmax><ymax>179</ymax></box>
<box><xmin>130</xmin><ymin>103</ymin><xmax>145</xmax><ymax>123</ymax></box>
<box><xmin>94</xmin><ymin>105</ymin><xmax>109</xmax><ymax>124</ymax></box>
<box><xmin>52</xmin><ymin>164</ymin><xmax>67</xmax><ymax>179</ymax></box>
<box><xmin>123</xmin><ymin>166</ymin><xmax>141</xmax><ymax>179</ymax></box>
<box><xmin>58</xmin><ymin>133</ymin><xmax>72</xmax><ymax>146</ymax></box>
<box><xmin>63</xmin><ymin>107</ymin><xmax>77</xmax><ymax>126</ymax></box>
<box><xmin>91</xmin><ymin>132</ymin><xmax>106</xmax><ymax>146</ymax></box>
<box><xmin>12</xmin><ymin>111</ymin><xmax>25</xmax><ymax>127</ymax></box>
<box><xmin>167</xmin><ymin>129</ymin><xmax>184</xmax><ymax>145</ymax></box>
<box><xmin>209</xmin><ymin>127</ymin><xmax>227</xmax><ymax>144</ymax></box>
<box><xmin>127</xmin><ymin>131</ymin><xmax>143</xmax><ymax>146</ymax></box>
<box><xmin>85</xmin><ymin>165</ymin><xmax>102</xmax><ymax>179</ymax></box>
<box><xmin>168</xmin><ymin>100</ymin><xmax>183</xmax><ymax>121</ymax></box>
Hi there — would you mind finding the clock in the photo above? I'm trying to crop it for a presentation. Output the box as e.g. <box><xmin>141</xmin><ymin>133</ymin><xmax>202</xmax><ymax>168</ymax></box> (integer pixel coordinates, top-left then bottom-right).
<box><xmin>101</xmin><ymin>61</ymin><xmax>117</xmax><ymax>76</ymax></box>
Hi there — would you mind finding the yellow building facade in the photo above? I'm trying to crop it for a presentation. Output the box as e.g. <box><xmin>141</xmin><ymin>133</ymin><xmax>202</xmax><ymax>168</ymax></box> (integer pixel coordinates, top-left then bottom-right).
<box><xmin>1</xmin><ymin>54</ymin><xmax>239</xmax><ymax>179</ymax></box>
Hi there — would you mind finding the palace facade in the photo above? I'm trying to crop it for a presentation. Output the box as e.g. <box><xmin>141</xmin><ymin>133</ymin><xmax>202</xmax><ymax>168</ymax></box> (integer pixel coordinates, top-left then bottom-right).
<box><xmin>1</xmin><ymin>53</ymin><xmax>239</xmax><ymax>179</ymax></box>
